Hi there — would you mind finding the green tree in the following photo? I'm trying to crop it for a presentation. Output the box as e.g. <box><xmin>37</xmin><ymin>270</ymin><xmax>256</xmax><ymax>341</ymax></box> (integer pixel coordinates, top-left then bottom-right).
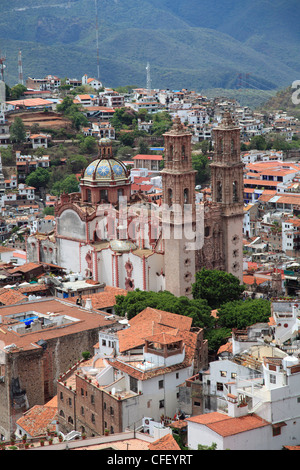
<box><xmin>192</xmin><ymin>153</ymin><xmax>210</xmax><ymax>185</ymax></box>
<box><xmin>79</xmin><ymin>135</ymin><xmax>97</xmax><ymax>154</ymax></box>
<box><xmin>10</xmin><ymin>84</ymin><xmax>27</xmax><ymax>100</ymax></box>
<box><xmin>66</xmin><ymin>154</ymin><xmax>88</xmax><ymax>173</ymax></box>
<box><xmin>119</xmin><ymin>132</ymin><xmax>135</xmax><ymax>147</ymax></box>
<box><xmin>217</xmin><ymin>298</ymin><xmax>271</xmax><ymax>330</ymax></box>
<box><xmin>0</xmin><ymin>146</ymin><xmax>15</xmax><ymax>166</ymax></box>
<box><xmin>56</xmin><ymin>96</ymin><xmax>88</xmax><ymax>130</ymax></box>
<box><xmin>43</xmin><ymin>206</ymin><xmax>55</xmax><ymax>216</ymax></box>
<box><xmin>204</xmin><ymin>327</ymin><xmax>232</xmax><ymax>355</ymax></box>
<box><xmin>137</xmin><ymin>137</ymin><xmax>150</xmax><ymax>155</ymax></box>
<box><xmin>51</xmin><ymin>174</ymin><xmax>79</xmax><ymax>195</ymax></box>
<box><xmin>192</xmin><ymin>268</ymin><xmax>245</xmax><ymax>309</ymax></box>
<box><xmin>25</xmin><ymin>167</ymin><xmax>50</xmax><ymax>190</ymax></box>
<box><xmin>198</xmin><ymin>442</ymin><xmax>217</xmax><ymax>450</ymax></box>
<box><xmin>152</xmin><ymin>111</ymin><xmax>173</xmax><ymax>136</ymax></box>
<box><xmin>114</xmin><ymin>289</ymin><xmax>214</xmax><ymax>329</ymax></box>
<box><xmin>111</xmin><ymin>107</ymin><xmax>138</xmax><ymax>131</ymax></box>
<box><xmin>56</xmin><ymin>96</ymin><xmax>75</xmax><ymax>114</ymax></box>
<box><xmin>10</xmin><ymin>117</ymin><xmax>26</xmax><ymax>144</ymax></box>
<box><xmin>249</xmin><ymin>135</ymin><xmax>269</xmax><ymax>150</ymax></box>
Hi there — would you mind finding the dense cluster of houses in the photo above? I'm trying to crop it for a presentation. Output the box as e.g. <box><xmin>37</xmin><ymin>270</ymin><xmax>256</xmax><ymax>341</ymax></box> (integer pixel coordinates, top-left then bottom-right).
<box><xmin>1</xmin><ymin>72</ymin><xmax>300</xmax><ymax>450</ymax></box>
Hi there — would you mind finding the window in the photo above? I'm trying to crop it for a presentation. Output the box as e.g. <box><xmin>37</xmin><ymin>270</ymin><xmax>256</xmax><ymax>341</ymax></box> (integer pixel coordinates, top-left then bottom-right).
<box><xmin>168</xmin><ymin>188</ymin><xmax>173</xmax><ymax>206</ymax></box>
<box><xmin>81</xmin><ymin>388</ymin><xmax>84</xmax><ymax>396</ymax></box>
<box><xmin>272</xmin><ymin>426</ymin><xmax>281</xmax><ymax>437</ymax></box>
<box><xmin>159</xmin><ymin>400</ymin><xmax>164</xmax><ymax>409</ymax></box>
<box><xmin>231</xmin><ymin>372</ymin><xmax>237</xmax><ymax>379</ymax></box>
<box><xmin>129</xmin><ymin>376</ymin><xmax>138</xmax><ymax>394</ymax></box>
<box><xmin>110</xmin><ymin>406</ymin><xmax>114</xmax><ymax>416</ymax></box>
<box><xmin>159</xmin><ymin>380</ymin><xmax>164</xmax><ymax>389</ymax></box>
<box><xmin>217</xmin><ymin>382</ymin><xmax>223</xmax><ymax>391</ymax></box>
<box><xmin>91</xmin><ymin>413</ymin><xmax>95</xmax><ymax>424</ymax></box>
<box><xmin>60</xmin><ymin>391</ymin><xmax>63</xmax><ymax>401</ymax></box>
<box><xmin>220</xmin><ymin>371</ymin><xmax>227</xmax><ymax>377</ymax></box>
<box><xmin>81</xmin><ymin>406</ymin><xmax>84</xmax><ymax>416</ymax></box>
<box><xmin>270</xmin><ymin>374</ymin><xmax>276</xmax><ymax>384</ymax></box>
<box><xmin>91</xmin><ymin>394</ymin><xmax>95</xmax><ymax>404</ymax></box>
<box><xmin>233</xmin><ymin>181</ymin><xmax>238</xmax><ymax>202</ymax></box>
<box><xmin>184</xmin><ymin>188</ymin><xmax>189</xmax><ymax>204</ymax></box>
<box><xmin>217</xmin><ymin>181</ymin><xmax>222</xmax><ymax>202</ymax></box>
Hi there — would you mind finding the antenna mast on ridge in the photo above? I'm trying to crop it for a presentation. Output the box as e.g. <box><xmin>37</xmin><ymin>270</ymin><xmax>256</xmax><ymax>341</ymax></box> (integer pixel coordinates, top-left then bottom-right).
<box><xmin>146</xmin><ymin>62</ymin><xmax>151</xmax><ymax>94</ymax></box>
<box><xmin>18</xmin><ymin>50</ymin><xmax>24</xmax><ymax>85</ymax></box>
<box><xmin>0</xmin><ymin>53</ymin><xmax>6</xmax><ymax>82</ymax></box>
<box><xmin>95</xmin><ymin>0</ymin><xmax>100</xmax><ymax>81</ymax></box>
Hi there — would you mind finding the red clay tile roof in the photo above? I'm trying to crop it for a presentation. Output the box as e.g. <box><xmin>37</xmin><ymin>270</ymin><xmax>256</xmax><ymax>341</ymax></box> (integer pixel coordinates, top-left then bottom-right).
<box><xmin>129</xmin><ymin>307</ymin><xmax>192</xmax><ymax>331</ymax></box>
<box><xmin>0</xmin><ymin>289</ymin><xmax>27</xmax><ymax>305</ymax></box>
<box><xmin>187</xmin><ymin>412</ymin><xmax>269</xmax><ymax>437</ymax></box>
<box><xmin>16</xmin><ymin>404</ymin><xmax>58</xmax><ymax>438</ymax></box>
<box><xmin>118</xmin><ymin>307</ymin><xmax>193</xmax><ymax>353</ymax></box>
<box><xmin>67</xmin><ymin>286</ymin><xmax>127</xmax><ymax>310</ymax></box>
<box><xmin>148</xmin><ymin>433</ymin><xmax>181</xmax><ymax>451</ymax></box>
<box><xmin>132</xmin><ymin>154</ymin><xmax>163</xmax><ymax>161</ymax></box>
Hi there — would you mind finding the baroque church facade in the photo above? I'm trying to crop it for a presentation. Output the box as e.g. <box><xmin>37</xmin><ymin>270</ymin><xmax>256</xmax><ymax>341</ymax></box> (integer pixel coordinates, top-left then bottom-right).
<box><xmin>27</xmin><ymin>112</ymin><xmax>244</xmax><ymax>297</ymax></box>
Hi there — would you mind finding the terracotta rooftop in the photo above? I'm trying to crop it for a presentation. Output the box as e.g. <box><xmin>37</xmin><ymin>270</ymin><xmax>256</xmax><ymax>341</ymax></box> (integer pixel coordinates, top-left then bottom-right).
<box><xmin>16</xmin><ymin>404</ymin><xmax>58</xmax><ymax>438</ymax></box>
<box><xmin>187</xmin><ymin>412</ymin><xmax>269</xmax><ymax>437</ymax></box>
<box><xmin>148</xmin><ymin>433</ymin><xmax>181</xmax><ymax>451</ymax></box>
<box><xmin>66</xmin><ymin>285</ymin><xmax>127</xmax><ymax>310</ymax></box>
<box><xmin>118</xmin><ymin>307</ymin><xmax>193</xmax><ymax>354</ymax></box>
<box><xmin>0</xmin><ymin>289</ymin><xmax>27</xmax><ymax>305</ymax></box>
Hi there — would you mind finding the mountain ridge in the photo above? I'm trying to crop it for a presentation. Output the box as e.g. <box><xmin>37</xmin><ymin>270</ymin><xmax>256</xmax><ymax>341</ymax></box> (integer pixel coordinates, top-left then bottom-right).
<box><xmin>0</xmin><ymin>0</ymin><xmax>299</xmax><ymax>94</ymax></box>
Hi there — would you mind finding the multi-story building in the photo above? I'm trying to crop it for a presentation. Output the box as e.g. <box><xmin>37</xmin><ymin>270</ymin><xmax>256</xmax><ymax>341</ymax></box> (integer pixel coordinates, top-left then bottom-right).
<box><xmin>57</xmin><ymin>307</ymin><xmax>208</xmax><ymax>437</ymax></box>
<box><xmin>0</xmin><ymin>298</ymin><xmax>116</xmax><ymax>440</ymax></box>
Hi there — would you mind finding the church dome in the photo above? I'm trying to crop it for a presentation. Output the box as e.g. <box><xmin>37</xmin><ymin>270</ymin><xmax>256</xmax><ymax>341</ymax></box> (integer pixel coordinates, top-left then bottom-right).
<box><xmin>84</xmin><ymin>157</ymin><xmax>128</xmax><ymax>182</ymax></box>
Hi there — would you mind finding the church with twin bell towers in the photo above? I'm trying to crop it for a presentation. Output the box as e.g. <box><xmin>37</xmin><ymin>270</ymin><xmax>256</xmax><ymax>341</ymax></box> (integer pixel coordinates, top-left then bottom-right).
<box><xmin>27</xmin><ymin>112</ymin><xmax>244</xmax><ymax>298</ymax></box>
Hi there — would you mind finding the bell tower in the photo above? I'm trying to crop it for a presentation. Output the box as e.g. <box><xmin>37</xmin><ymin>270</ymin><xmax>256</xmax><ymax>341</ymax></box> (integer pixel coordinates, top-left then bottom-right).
<box><xmin>161</xmin><ymin>117</ymin><xmax>197</xmax><ymax>297</ymax></box>
<box><xmin>210</xmin><ymin>111</ymin><xmax>244</xmax><ymax>282</ymax></box>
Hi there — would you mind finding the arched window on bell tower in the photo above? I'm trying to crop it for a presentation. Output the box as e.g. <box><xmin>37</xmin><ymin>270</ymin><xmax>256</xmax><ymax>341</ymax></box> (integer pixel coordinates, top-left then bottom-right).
<box><xmin>168</xmin><ymin>188</ymin><xmax>173</xmax><ymax>206</ymax></box>
<box><xmin>217</xmin><ymin>181</ymin><xmax>222</xmax><ymax>202</ymax></box>
<box><xmin>182</xmin><ymin>145</ymin><xmax>186</xmax><ymax>160</ymax></box>
<box><xmin>233</xmin><ymin>181</ymin><xmax>238</xmax><ymax>202</ymax></box>
<box><xmin>168</xmin><ymin>144</ymin><xmax>173</xmax><ymax>161</ymax></box>
<box><xmin>184</xmin><ymin>188</ymin><xmax>189</xmax><ymax>204</ymax></box>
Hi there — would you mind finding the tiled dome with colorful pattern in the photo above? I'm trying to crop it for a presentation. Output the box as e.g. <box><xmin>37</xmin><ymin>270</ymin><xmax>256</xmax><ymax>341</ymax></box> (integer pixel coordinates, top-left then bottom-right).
<box><xmin>84</xmin><ymin>157</ymin><xmax>128</xmax><ymax>182</ymax></box>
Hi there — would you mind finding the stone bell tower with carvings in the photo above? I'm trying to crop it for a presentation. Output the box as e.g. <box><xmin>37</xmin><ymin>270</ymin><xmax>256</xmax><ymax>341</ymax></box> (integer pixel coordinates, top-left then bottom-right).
<box><xmin>210</xmin><ymin>111</ymin><xmax>244</xmax><ymax>282</ymax></box>
<box><xmin>161</xmin><ymin>117</ymin><xmax>197</xmax><ymax>298</ymax></box>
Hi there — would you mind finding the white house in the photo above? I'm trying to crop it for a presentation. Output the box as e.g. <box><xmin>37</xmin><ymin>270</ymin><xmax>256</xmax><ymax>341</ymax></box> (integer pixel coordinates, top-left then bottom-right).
<box><xmin>187</xmin><ymin>305</ymin><xmax>300</xmax><ymax>450</ymax></box>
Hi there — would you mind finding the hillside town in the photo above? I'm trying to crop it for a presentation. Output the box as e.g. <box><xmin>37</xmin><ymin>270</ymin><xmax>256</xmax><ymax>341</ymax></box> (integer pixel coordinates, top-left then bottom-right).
<box><xmin>0</xmin><ymin>71</ymin><xmax>300</xmax><ymax>452</ymax></box>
